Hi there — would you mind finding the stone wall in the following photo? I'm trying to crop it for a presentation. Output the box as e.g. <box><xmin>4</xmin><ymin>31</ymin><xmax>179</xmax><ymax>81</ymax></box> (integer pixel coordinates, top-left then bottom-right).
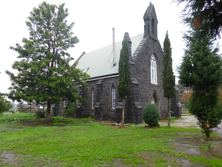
<box><xmin>131</xmin><ymin>34</ymin><xmax>168</xmax><ymax>119</ymax></box>
<box><xmin>76</xmin><ymin>75</ymin><xmax>144</xmax><ymax>123</ymax></box>
<box><xmin>78</xmin><ymin>76</ymin><xmax>119</xmax><ymax>121</ymax></box>
<box><xmin>53</xmin><ymin>101</ymin><xmax>64</xmax><ymax>116</ymax></box>
<box><xmin>171</xmin><ymin>91</ymin><xmax>182</xmax><ymax>117</ymax></box>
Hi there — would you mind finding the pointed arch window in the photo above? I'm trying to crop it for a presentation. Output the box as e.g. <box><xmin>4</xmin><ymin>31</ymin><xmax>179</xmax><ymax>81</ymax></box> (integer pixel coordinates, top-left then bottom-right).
<box><xmin>92</xmin><ymin>89</ymin><xmax>95</xmax><ymax>109</ymax></box>
<box><xmin>111</xmin><ymin>87</ymin><xmax>116</xmax><ymax>109</ymax></box>
<box><xmin>151</xmin><ymin>55</ymin><xmax>157</xmax><ymax>84</ymax></box>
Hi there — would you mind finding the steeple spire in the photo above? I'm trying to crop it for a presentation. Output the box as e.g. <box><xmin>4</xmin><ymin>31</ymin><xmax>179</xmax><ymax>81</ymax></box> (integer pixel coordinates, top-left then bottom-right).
<box><xmin>143</xmin><ymin>3</ymin><xmax>158</xmax><ymax>38</ymax></box>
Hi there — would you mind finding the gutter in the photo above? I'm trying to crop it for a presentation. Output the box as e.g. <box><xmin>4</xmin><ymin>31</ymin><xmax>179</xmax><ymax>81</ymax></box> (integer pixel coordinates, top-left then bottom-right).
<box><xmin>86</xmin><ymin>73</ymin><xmax>119</xmax><ymax>82</ymax></box>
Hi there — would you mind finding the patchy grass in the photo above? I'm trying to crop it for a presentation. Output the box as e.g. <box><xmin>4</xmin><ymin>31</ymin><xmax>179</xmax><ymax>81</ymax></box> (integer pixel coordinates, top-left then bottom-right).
<box><xmin>80</xmin><ymin>117</ymin><xmax>96</xmax><ymax>122</ymax></box>
<box><xmin>161</xmin><ymin>116</ymin><xmax>184</xmax><ymax>124</ymax></box>
<box><xmin>0</xmin><ymin>113</ymin><xmax>222</xmax><ymax>167</ymax></box>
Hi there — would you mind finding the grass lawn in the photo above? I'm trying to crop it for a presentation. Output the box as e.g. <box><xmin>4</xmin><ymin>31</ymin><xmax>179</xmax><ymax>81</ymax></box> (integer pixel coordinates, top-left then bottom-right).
<box><xmin>0</xmin><ymin>113</ymin><xmax>222</xmax><ymax>167</ymax></box>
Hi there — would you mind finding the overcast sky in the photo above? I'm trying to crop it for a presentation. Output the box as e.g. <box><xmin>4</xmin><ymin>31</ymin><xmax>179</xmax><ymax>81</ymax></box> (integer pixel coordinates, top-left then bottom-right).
<box><xmin>0</xmin><ymin>0</ymin><xmax>220</xmax><ymax>94</ymax></box>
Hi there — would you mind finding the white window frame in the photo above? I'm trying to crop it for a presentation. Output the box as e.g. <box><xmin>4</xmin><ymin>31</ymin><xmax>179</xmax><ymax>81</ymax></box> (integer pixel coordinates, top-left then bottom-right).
<box><xmin>112</xmin><ymin>87</ymin><xmax>116</xmax><ymax>109</ymax></box>
<box><xmin>150</xmin><ymin>55</ymin><xmax>158</xmax><ymax>84</ymax></box>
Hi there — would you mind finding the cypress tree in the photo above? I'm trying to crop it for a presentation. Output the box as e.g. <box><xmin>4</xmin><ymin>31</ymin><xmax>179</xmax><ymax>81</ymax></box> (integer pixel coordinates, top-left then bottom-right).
<box><xmin>179</xmin><ymin>28</ymin><xmax>222</xmax><ymax>138</ymax></box>
<box><xmin>162</xmin><ymin>31</ymin><xmax>176</xmax><ymax>128</ymax></box>
<box><xmin>118</xmin><ymin>33</ymin><xmax>130</xmax><ymax>127</ymax></box>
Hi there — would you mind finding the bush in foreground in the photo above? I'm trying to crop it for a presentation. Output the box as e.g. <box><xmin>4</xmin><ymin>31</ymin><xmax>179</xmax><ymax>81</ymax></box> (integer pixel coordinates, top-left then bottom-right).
<box><xmin>143</xmin><ymin>103</ymin><xmax>159</xmax><ymax>127</ymax></box>
<box><xmin>0</xmin><ymin>94</ymin><xmax>12</xmax><ymax>114</ymax></box>
<box><xmin>35</xmin><ymin>110</ymin><xmax>46</xmax><ymax>119</ymax></box>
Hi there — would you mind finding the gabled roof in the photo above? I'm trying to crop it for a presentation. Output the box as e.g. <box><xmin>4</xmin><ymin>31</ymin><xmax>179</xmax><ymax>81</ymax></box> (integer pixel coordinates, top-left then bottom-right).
<box><xmin>77</xmin><ymin>33</ymin><xmax>144</xmax><ymax>78</ymax></box>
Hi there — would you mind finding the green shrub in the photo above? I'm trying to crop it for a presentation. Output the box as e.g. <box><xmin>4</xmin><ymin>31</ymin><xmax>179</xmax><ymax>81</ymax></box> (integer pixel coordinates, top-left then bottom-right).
<box><xmin>185</xmin><ymin>102</ymin><xmax>190</xmax><ymax>110</ymax></box>
<box><xmin>0</xmin><ymin>94</ymin><xmax>12</xmax><ymax>113</ymax></box>
<box><xmin>35</xmin><ymin>109</ymin><xmax>46</xmax><ymax>119</ymax></box>
<box><xmin>65</xmin><ymin>102</ymin><xmax>77</xmax><ymax>117</ymax></box>
<box><xmin>143</xmin><ymin>103</ymin><xmax>159</xmax><ymax>127</ymax></box>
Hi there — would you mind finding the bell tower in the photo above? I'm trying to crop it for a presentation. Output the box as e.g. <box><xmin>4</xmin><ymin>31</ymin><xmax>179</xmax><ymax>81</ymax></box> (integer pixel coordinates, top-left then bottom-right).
<box><xmin>143</xmin><ymin>2</ymin><xmax>158</xmax><ymax>38</ymax></box>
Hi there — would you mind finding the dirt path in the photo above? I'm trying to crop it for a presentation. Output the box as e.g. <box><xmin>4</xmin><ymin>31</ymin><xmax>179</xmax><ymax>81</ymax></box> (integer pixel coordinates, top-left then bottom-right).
<box><xmin>0</xmin><ymin>151</ymin><xmax>18</xmax><ymax>166</ymax></box>
<box><xmin>159</xmin><ymin>115</ymin><xmax>200</xmax><ymax>128</ymax></box>
<box><xmin>159</xmin><ymin>115</ymin><xmax>222</xmax><ymax>136</ymax></box>
<box><xmin>212</xmin><ymin>121</ymin><xmax>222</xmax><ymax>137</ymax></box>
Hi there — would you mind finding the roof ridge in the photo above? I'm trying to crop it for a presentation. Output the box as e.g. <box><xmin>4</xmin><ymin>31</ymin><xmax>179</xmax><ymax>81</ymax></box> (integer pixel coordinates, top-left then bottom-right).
<box><xmin>132</xmin><ymin>37</ymin><xmax>147</xmax><ymax>59</ymax></box>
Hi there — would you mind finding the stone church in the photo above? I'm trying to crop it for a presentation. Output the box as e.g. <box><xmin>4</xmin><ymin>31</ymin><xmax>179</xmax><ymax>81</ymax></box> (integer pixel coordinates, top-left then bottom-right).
<box><xmin>71</xmin><ymin>3</ymin><xmax>181</xmax><ymax>123</ymax></box>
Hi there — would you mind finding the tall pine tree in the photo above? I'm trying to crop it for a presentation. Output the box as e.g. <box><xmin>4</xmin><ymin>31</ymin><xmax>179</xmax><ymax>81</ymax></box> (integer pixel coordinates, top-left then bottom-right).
<box><xmin>163</xmin><ymin>31</ymin><xmax>175</xmax><ymax>128</ymax></box>
<box><xmin>179</xmin><ymin>28</ymin><xmax>222</xmax><ymax>138</ymax></box>
<box><xmin>6</xmin><ymin>2</ymin><xmax>89</xmax><ymax>121</ymax></box>
<box><xmin>175</xmin><ymin>0</ymin><xmax>222</xmax><ymax>38</ymax></box>
<box><xmin>118</xmin><ymin>33</ymin><xmax>130</xmax><ymax>127</ymax></box>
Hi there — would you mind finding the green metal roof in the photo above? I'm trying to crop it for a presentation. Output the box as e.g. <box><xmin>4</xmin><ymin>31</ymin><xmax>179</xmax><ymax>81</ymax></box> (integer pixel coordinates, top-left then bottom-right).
<box><xmin>77</xmin><ymin>33</ymin><xmax>144</xmax><ymax>78</ymax></box>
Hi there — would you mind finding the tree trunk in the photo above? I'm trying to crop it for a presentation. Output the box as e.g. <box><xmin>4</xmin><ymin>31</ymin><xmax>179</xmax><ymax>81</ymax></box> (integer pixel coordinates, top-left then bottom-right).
<box><xmin>168</xmin><ymin>98</ymin><xmax>170</xmax><ymax>128</ymax></box>
<box><xmin>122</xmin><ymin>98</ymin><xmax>126</xmax><ymax>128</ymax></box>
<box><xmin>206</xmin><ymin>131</ymin><xmax>210</xmax><ymax>139</ymax></box>
<box><xmin>46</xmin><ymin>100</ymin><xmax>51</xmax><ymax>122</ymax></box>
<box><xmin>205</xmin><ymin>125</ymin><xmax>210</xmax><ymax>139</ymax></box>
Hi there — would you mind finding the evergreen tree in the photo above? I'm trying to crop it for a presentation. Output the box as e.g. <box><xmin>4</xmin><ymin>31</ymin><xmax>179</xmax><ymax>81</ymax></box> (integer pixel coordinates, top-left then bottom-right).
<box><xmin>179</xmin><ymin>28</ymin><xmax>222</xmax><ymax>138</ymax></box>
<box><xmin>6</xmin><ymin>2</ymin><xmax>89</xmax><ymax>121</ymax></box>
<box><xmin>162</xmin><ymin>31</ymin><xmax>176</xmax><ymax>128</ymax></box>
<box><xmin>0</xmin><ymin>93</ymin><xmax>12</xmax><ymax>113</ymax></box>
<box><xmin>118</xmin><ymin>33</ymin><xmax>130</xmax><ymax>127</ymax></box>
<box><xmin>175</xmin><ymin>0</ymin><xmax>222</xmax><ymax>38</ymax></box>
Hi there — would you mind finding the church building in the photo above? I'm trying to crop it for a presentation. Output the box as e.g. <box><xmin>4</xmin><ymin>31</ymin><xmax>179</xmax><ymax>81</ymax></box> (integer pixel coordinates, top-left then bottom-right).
<box><xmin>75</xmin><ymin>3</ymin><xmax>180</xmax><ymax>123</ymax></box>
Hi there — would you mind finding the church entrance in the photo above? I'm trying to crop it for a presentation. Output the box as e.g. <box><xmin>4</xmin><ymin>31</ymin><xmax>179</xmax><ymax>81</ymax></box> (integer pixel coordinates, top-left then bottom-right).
<box><xmin>150</xmin><ymin>92</ymin><xmax>158</xmax><ymax>106</ymax></box>
<box><xmin>150</xmin><ymin>92</ymin><xmax>158</xmax><ymax>108</ymax></box>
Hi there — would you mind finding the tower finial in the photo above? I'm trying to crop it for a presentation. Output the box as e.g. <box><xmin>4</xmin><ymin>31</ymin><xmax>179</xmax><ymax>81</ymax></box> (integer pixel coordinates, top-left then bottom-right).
<box><xmin>112</xmin><ymin>28</ymin><xmax>117</xmax><ymax>67</ymax></box>
<box><xmin>143</xmin><ymin>3</ymin><xmax>158</xmax><ymax>38</ymax></box>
